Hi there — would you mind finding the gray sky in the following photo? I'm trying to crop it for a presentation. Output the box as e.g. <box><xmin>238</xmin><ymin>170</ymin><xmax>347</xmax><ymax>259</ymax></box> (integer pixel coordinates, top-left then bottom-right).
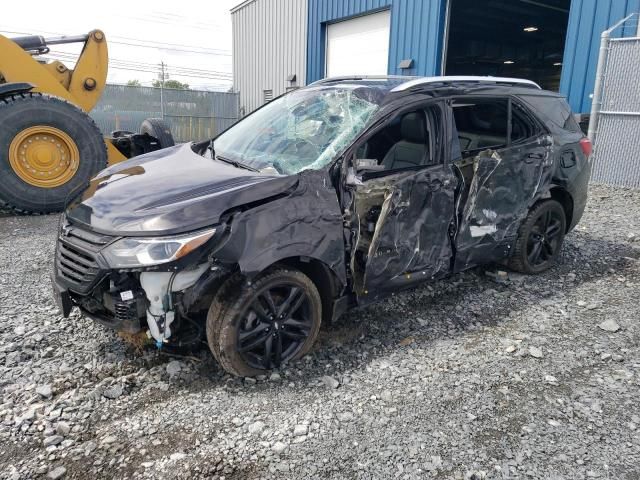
<box><xmin>1</xmin><ymin>0</ymin><xmax>240</xmax><ymax>91</ymax></box>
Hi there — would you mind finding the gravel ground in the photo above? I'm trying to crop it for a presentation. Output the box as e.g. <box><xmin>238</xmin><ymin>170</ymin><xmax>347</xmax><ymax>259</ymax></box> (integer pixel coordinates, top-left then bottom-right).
<box><xmin>1</xmin><ymin>183</ymin><xmax>639</xmax><ymax>480</ymax></box>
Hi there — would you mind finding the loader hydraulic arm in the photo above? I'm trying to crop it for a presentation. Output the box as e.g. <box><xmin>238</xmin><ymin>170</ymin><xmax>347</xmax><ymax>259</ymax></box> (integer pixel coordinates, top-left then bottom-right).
<box><xmin>0</xmin><ymin>30</ymin><xmax>108</xmax><ymax>112</ymax></box>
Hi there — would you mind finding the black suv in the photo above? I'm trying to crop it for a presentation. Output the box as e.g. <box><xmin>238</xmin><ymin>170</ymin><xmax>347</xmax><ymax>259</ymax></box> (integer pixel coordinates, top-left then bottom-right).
<box><xmin>53</xmin><ymin>76</ymin><xmax>591</xmax><ymax>377</ymax></box>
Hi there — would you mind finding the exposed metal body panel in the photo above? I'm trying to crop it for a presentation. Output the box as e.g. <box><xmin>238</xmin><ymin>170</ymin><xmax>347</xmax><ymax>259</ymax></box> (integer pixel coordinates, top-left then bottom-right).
<box><xmin>560</xmin><ymin>0</ymin><xmax>640</xmax><ymax>113</ymax></box>
<box><xmin>231</xmin><ymin>0</ymin><xmax>308</xmax><ymax>115</ymax></box>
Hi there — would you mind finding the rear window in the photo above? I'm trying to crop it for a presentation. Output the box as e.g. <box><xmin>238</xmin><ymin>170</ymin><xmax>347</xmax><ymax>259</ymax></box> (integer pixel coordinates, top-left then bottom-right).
<box><xmin>521</xmin><ymin>95</ymin><xmax>582</xmax><ymax>133</ymax></box>
<box><xmin>452</xmin><ymin>97</ymin><xmax>539</xmax><ymax>156</ymax></box>
<box><xmin>452</xmin><ymin>98</ymin><xmax>508</xmax><ymax>152</ymax></box>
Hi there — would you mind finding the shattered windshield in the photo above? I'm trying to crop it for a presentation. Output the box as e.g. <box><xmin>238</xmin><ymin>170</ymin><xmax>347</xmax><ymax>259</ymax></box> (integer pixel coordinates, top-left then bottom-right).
<box><xmin>213</xmin><ymin>86</ymin><xmax>381</xmax><ymax>175</ymax></box>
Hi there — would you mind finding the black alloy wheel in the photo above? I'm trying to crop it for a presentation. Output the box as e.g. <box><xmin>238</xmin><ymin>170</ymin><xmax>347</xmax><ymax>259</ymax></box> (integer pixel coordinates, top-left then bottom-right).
<box><xmin>526</xmin><ymin>208</ymin><xmax>564</xmax><ymax>267</ymax></box>
<box><xmin>510</xmin><ymin>199</ymin><xmax>566</xmax><ymax>274</ymax></box>
<box><xmin>206</xmin><ymin>268</ymin><xmax>322</xmax><ymax>377</ymax></box>
<box><xmin>237</xmin><ymin>283</ymin><xmax>313</xmax><ymax>370</ymax></box>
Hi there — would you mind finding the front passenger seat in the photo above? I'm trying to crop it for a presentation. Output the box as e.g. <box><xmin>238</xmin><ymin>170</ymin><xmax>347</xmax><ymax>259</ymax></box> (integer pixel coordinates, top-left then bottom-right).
<box><xmin>382</xmin><ymin>112</ymin><xmax>430</xmax><ymax>170</ymax></box>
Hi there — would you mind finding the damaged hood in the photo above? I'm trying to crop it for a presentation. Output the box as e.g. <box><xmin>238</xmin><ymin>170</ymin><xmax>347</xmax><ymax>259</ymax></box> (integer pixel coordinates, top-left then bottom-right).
<box><xmin>66</xmin><ymin>143</ymin><xmax>298</xmax><ymax>236</ymax></box>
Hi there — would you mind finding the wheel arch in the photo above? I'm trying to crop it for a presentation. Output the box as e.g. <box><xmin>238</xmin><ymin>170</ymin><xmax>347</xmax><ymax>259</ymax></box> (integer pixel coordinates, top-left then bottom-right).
<box><xmin>548</xmin><ymin>186</ymin><xmax>574</xmax><ymax>232</ymax></box>
<box><xmin>197</xmin><ymin>255</ymin><xmax>347</xmax><ymax>326</ymax></box>
<box><xmin>273</xmin><ymin>256</ymin><xmax>345</xmax><ymax>325</ymax></box>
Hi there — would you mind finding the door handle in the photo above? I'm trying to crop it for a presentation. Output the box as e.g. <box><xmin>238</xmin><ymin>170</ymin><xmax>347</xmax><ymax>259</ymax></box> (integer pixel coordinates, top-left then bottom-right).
<box><xmin>525</xmin><ymin>152</ymin><xmax>544</xmax><ymax>164</ymax></box>
<box><xmin>561</xmin><ymin>151</ymin><xmax>576</xmax><ymax>168</ymax></box>
<box><xmin>429</xmin><ymin>178</ymin><xmax>443</xmax><ymax>191</ymax></box>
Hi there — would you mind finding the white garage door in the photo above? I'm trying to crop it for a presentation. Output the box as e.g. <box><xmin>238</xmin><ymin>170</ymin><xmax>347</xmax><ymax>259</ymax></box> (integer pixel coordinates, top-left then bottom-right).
<box><xmin>326</xmin><ymin>10</ymin><xmax>391</xmax><ymax>77</ymax></box>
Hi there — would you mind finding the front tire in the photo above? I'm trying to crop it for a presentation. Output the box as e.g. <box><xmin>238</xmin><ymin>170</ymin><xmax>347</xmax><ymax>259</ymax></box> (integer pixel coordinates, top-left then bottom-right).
<box><xmin>206</xmin><ymin>268</ymin><xmax>322</xmax><ymax>377</ymax></box>
<box><xmin>509</xmin><ymin>200</ymin><xmax>566</xmax><ymax>274</ymax></box>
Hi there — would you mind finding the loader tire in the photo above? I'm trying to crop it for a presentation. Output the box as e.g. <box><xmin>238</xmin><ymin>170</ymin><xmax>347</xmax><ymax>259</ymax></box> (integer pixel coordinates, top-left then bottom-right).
<box><xmin>0</xmin><ymin>93</ymin><xmax>107</xmax><ymax>214</ymax></box>
<box><xmin>140</xmin><ymin>118</ymin><xmax>175</xmax><ymax>148</ymax></box>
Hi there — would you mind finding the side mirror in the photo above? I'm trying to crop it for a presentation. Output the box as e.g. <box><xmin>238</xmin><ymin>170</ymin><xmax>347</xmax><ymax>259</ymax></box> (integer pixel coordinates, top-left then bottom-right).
<box><xmin>346</xmin><ymin>159</ymin><xmax>385</xmax><ymax>186</ymax></box>
<box><xmin>355</xmin><ymin>158</ymin><xmax>385</xmax><ymax>173</ymax></box>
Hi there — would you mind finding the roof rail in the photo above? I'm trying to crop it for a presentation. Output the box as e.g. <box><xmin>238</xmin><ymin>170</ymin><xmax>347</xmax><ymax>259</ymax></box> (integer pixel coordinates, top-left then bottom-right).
<box><xmin>390</xmin><ymin>76</ymin><xmax>541</xmax><ymax>92</ymax></box>
<box><xmin>309</xmin><ymin>75</ymin><xmax>416</xmax><ymax>86</ymax></box>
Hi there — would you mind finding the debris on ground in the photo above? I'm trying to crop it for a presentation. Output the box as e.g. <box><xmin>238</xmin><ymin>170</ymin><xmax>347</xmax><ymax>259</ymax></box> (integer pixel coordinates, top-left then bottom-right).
<box><xmin>0</xmin><ymin>184</ymin><xmax>639</xmax><ymax>479</ymax></box>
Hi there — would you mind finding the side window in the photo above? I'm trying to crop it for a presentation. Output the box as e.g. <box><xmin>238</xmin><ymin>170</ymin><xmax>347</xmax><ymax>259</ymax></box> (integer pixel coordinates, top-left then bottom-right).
<box><xmin>452</xmin><ymin>98</ymin><xmax>508</xmax><ymax>155</ymax></box>
<box><xmin>520</xmin><ymin>95</ymin><xmax>582</xmax><ymax>133</ymax></box>
<box><xmin>452</xmin><ymin>98</ymin><xmax>541</xmax><ymax>156</ymax></box>
<box><xmin>355</xmin><ymin>104</ymin><xmax>442</xmax><ymax>174</ymax></box>
<box><xmin>511</xmin><ymin>101</ymin><xmax>538</xmax><ymax>143</ymax></box>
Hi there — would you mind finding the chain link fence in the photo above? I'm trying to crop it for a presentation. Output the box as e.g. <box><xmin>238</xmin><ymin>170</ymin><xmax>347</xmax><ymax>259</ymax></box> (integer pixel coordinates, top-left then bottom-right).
<box><xmin>90</xmin><ymin>85</ymin><xmax>239</xmax><ymax>143</ymax></box>
<box><xmin>590</xmin><ymin>13</ymin><xmax>640</xmax><ymax>188</ymax></box>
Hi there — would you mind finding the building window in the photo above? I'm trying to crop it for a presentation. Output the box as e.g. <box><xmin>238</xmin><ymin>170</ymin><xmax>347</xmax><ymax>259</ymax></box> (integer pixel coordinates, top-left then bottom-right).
<box><xmin>263</xmin><ymin>89</ymin><xmax>273</xmax><ymax>104</ymax></box>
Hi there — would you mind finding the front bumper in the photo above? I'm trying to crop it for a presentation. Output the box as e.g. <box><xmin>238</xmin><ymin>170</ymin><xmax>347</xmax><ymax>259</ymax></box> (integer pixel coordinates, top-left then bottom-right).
<box><xmin>52</xmin><ymin>267</ymin><xmax>147</xmax><ymax>332</ymax></box>
<box><xmin>51</xmin><ymin>274</ymin><xmax>73</xmax><ymax>318</ymax></box>
<box><xmin>52</xmin><ymin>220</ymin><xmax>229</xmax><ymax>341</ymax></box>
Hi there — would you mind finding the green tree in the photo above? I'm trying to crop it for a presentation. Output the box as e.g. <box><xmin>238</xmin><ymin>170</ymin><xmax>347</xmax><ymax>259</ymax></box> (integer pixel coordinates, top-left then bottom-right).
<box><xmin>126</xmin><ymin>79</ymin><xmax>141</xmax><ymax>86</ymax></box>
<box><xmin>152</xmin><ymin>79</ymin><xmax>190</xmax><ymax>90</ymax></box>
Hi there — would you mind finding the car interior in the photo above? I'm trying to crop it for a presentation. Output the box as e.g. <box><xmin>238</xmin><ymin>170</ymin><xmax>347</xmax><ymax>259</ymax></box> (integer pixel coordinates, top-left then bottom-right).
<box><xmin>355</xmin><ymin>108</ymin><xmax>439</xmax><ymax>174</ymax></box>
<box><xmin>352</xmin><ymin>107</ymin><xmax>440</xmax><ymax>284</ymax></box>
<box><xmin>452</xmin><ymin>98</ymin><xmax>537</xmax><ymax>159</ymax></box>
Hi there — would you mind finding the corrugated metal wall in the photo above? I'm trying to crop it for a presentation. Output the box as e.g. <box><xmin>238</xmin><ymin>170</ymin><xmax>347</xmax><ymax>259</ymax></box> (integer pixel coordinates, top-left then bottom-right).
<box><xmin>560</xmin><ymin>0</ymin><xmax>640</xmax><ymax>113</ymax></box>
<box><xmin>306</xmin><ymin>0</ymin><xmax>446</xmax><ymax>83</ymax></box>
<box><xmin>91</xmin><ymin>85</ymin><xmax>239</xmax><ymax>143</ymax></box>
<box><xmin>231</xmin><ymin>0</ymin><xmax>308</xmax><ymax>115</ymax></box>
<box><xmin>231</xmin><ymin>0</ymin><xmax>640</xmax><ymax>116</ymax></box>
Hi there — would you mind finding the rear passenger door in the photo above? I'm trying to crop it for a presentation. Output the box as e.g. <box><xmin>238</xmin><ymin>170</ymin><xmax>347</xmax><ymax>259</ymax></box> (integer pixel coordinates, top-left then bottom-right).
<box><xmin>450</xmin><ymin>96</ymin><xmax>552</xmax><ymax>269</ymax></box>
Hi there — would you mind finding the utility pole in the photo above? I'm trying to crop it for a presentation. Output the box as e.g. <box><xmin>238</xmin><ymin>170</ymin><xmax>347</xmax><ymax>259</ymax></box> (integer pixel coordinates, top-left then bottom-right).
<box><xmin>159</xmin><ymin>61</ymin><xmax>166</xmax><ymax>119</ymax></box>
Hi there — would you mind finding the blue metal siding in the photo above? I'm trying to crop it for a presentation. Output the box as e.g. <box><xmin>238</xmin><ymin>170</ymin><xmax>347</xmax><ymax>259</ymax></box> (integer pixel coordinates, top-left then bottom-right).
<box><xmin>388</xmin><ymin>0</ymin><xmax>446</xmax><ymax>76</ymax></box>
<box><xmin>306</xmin><ymin>0</ymin><xmax>640</xmax><ymax>114</ymax></box>
<box><xmin>306</xmin><ymin>0</ymin><xmax>446</xmax><ymax>83</ymax></box>
<box><xmin>561</xmin><ymin>0</ymin><xmax>640</xmax><ymax>113</ymax></box>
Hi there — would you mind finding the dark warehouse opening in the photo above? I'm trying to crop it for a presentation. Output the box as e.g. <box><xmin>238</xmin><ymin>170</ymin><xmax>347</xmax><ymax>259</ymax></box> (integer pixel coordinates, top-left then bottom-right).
<box><xmin>444</xmin><ymin>0</ymin><xmax>570</xmax><ymax>91</ymax></box>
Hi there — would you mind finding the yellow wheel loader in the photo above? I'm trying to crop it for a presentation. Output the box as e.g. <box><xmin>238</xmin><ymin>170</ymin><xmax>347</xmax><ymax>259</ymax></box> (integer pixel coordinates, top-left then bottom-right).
<box><xmin>0</xmin><ymin>30</ymin><xmax>174</xmax><ymax>213</ymax></box>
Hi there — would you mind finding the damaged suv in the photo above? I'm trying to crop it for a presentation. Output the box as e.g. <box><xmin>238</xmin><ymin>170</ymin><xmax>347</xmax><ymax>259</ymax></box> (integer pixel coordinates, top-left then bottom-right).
<box><xmin>52</xmin><ymin>76</ymin><xmax>591</xmax><ymax>377</ymax></box>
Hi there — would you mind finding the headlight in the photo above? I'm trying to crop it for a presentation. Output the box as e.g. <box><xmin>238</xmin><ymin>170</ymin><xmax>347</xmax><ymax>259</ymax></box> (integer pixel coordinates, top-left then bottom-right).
<box><xmin>102</xmin><ymin>228</ymin><xmax>216</xmax><ymax>268</ymax></box>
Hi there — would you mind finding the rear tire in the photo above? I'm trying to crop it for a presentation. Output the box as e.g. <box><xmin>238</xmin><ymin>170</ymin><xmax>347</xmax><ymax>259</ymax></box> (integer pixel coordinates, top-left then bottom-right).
<box><xmin>140</xmin><ymin>118</ymin><xmax>175</xmax><ymax>148</ymax></box>
<box><xmin>0</xmin><ymin>93</ymin><xmax>107</xmax><ymax>214</ymax></box>
<box><xmin>509</xmin><ymin>200</ymin><xmax>566</xmax><ymax>274</ymax></box>
<box><xmin>206</xmin><ymin>268</ymin><xmax>322</xmax><ymax>377</ymax></box>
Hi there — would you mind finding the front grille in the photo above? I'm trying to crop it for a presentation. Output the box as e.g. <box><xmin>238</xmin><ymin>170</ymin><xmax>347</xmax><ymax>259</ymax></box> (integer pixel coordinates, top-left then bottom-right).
<box><xmin>115</xmin><ymin>300</ymin><xmax>137</xmax><ymax>322</ymax></box>
<box><xmin>56</xmin><ymin>222</ymin><xmax>112</xmax><ymax>293</ymax></box>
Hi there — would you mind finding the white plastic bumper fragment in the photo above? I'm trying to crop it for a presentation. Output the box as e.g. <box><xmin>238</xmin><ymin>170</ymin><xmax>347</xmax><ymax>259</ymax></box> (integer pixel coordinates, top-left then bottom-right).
<box><xmin>139</xmin><ymin>263</ymin><xmax>209</xmax><ymax>344</ymax></box>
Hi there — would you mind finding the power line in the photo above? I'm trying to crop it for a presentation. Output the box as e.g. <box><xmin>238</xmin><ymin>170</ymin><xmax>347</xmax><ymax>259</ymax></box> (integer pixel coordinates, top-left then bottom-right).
<box><xmin>123</xmin><ymin>14</ymin><xmax>222</xmax><ymax>31</ymax></box>
<box><xmin>46</xmin><ymin>51</ymin><xmax>233</xmax><ymax>81</ymax></box>
<box><xmin>49</xmin><ymin>53</ymin><xmax>233</xmax><ymax>78</ymax></box>
<box><xmin>110</xmin><ymin>39</ymin><xmax>231</xmax><ymax>56</ymax></box>
<box><xmin>0</xmin><ymin>27</ymin><xmax>231</xmax><ymax>56</ymax></box>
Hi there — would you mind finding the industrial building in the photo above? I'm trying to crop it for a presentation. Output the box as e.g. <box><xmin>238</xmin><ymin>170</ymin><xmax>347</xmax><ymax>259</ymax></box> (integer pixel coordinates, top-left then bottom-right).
<box><xmin>231</xmin><ymin>0</ymin><xmax>639</xmax><ymax>115</ymax></box>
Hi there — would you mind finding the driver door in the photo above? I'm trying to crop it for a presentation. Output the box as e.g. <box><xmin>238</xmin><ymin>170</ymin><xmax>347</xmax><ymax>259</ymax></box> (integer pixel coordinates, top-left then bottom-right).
<box><xmin>347</xmin><ymin>102</ymin><xmax>458</xmax><ymax>298</ymax></box>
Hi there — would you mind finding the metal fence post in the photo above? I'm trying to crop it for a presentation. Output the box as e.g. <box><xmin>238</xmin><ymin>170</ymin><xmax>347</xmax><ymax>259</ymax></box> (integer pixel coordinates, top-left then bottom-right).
<box><xmin>587</xmin><ymin>31</ymin><xmax>610</xmax><ymax>144</ymax></box>
<box><xmin>589</xmin><ymin>13</ymin><xmax>640</xmax><ymax>188</ymax></box>
<box><xmin>588</xmin><ymin>13</ymin><xmax>638</xmax><ymax>145</ymax></box>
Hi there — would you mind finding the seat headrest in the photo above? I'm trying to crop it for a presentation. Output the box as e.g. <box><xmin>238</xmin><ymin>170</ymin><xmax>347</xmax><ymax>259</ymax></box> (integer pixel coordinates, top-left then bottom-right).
<box><xmin>401</xmin><ymin>112</ymin><xmax>428</xmax><ymax>144</ymax></box>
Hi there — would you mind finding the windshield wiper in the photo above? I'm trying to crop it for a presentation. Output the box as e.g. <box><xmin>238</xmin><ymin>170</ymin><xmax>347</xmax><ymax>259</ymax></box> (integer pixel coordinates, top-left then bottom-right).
<box><xmin>215</xmin><ymin>154</ymin><xmax>259</xmax><ymax>172</ymax></box>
